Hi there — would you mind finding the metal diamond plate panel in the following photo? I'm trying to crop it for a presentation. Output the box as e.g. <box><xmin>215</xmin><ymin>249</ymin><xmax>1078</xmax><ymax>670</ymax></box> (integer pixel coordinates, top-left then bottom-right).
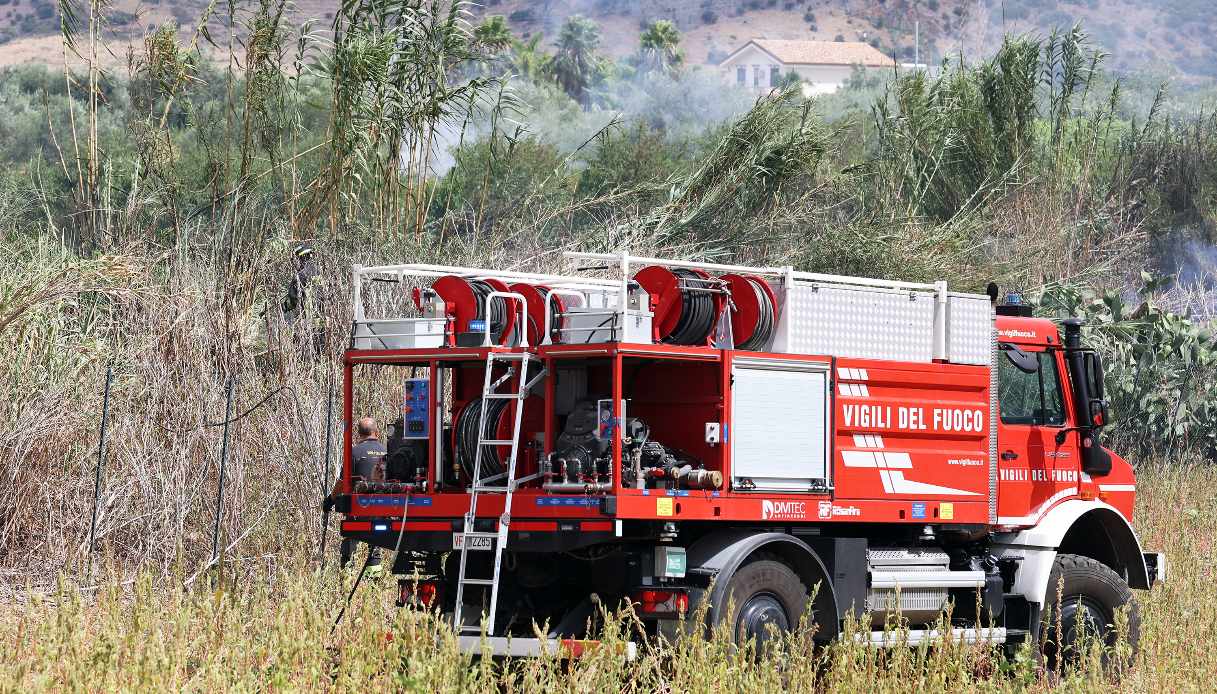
<box><xmin>774</xmin><ymin>284</ymin><xmax>935</xmax><ymax>362</ymax></box>
<box><xmin>947</xmin><ymin>294</ymin><xmax>994</xmax><ymax>366</ymax></box>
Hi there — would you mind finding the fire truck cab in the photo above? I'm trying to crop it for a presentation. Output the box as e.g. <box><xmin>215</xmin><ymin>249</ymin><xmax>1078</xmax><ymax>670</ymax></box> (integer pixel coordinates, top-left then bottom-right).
<box><xmin>335</xmin><ymin>252</ymin><xmax>1163</xmax><ymax>663</ymax></box>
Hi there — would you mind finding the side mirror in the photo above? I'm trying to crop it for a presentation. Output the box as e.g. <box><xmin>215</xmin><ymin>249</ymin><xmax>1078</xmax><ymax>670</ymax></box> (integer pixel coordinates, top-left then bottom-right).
<box><xmin>1081</xmin><ymin>351</ymin><xmax>1108</xmax><ymax>427</ymax></box>
<box><xmin>1083</xmin><ymin>351</ymin><xmax>1105</xmax><ymax>400</ymax></box>
<box><xmin>1088</xmin><ymin>399</ymin><xmax>1110</xmax><ymax>427</ymax></box>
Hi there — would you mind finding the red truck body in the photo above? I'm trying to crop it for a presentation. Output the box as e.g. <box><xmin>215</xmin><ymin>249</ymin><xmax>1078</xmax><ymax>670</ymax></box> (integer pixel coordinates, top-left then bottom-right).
<box><xmin>334</xmin><ymin>255</ymin><xmax>1158</xmax><ymax>658</ymax></box>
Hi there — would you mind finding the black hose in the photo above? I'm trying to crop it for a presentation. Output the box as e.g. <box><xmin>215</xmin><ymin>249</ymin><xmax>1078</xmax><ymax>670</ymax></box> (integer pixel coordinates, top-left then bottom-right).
<box><xmin>738</xmin><ymin>277</ymin><xmax>776</xmax><ymax>351</ymax></box>
<box><xmin>468</xmin><ymin>280</ymin><xmax>507</xmax><ymax>343</ymax></box>
<box><xmin>454</xmin><ymin>396</ymin><xmax>510</xmax><ymax>479</ymax></box>
<box><xmin>665</xmin><ymin>269</ymin><xmax>717</xmax><ymax>346</ymax></box>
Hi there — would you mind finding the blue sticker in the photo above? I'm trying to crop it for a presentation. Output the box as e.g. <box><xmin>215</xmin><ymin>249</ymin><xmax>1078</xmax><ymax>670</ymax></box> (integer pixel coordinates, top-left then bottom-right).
<box><xmin>911</xmin><ymin>502</ymin><xmax>927</xmax><ymax>519</ymax></box>
<box><xmin>535</xmin><ymin>497</ymin><xmax>600</xmax><ymax>507</ymax></box>
<box><xmin>469</xmin><ymin>319</ymin><xmax>486</xmax><ymax>331</ymax></box>
<box><xmin>666</xmin><ymin>490</ymin><xmax>690</xmax><ymax>497</ymax></box>
<box><xmin>355</xmin><ymin>495</ymin><xmax>432</xmax><ymax>508</ymax></box>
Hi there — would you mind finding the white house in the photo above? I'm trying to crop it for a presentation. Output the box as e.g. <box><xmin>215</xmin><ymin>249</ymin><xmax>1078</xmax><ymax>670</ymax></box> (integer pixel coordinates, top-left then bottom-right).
<box><xmin>718</xmin><ymin>39</ymin><xmax>896</xmax><ymax>96</ymax></box>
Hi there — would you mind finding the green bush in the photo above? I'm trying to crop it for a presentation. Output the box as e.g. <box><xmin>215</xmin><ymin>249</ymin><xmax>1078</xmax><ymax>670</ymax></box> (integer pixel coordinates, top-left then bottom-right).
<box><xmin>1039</xmin><ymin>275</ymin><xmax>1217</xmax><ymax>459</ymax></box>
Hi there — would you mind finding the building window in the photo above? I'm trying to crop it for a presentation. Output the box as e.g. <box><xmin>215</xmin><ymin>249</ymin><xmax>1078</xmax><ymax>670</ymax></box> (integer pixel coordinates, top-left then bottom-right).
<box><xmin>770</xmin><ymin>65</ymin><xmax>781</xmax><ymax>87</ymax></box>
<box><xmin>737</xmin><ymin>66</ymin><xmax>746</xmax><ymax>85</ymax></box>
<box><xmin>753</xmin><ymin>65</ymin><xmax>762</xmax><ymax>87</ymax></box>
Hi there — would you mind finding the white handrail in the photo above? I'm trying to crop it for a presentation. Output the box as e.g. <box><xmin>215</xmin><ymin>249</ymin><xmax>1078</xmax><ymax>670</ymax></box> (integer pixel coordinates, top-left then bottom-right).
<box><xmin>564</xmin><ymin>251</ymin><xmax>942</xmax><ymax>292</ymax></box>
<box><xmin>357</xmin><ymin>263</ymin><xmax>621</xmax><ymax>289</ymax></box>
<box><xmin>483</xmin><ymin>291</ymin><xmax>529</xmax><ymax>347</ymax></box>
<box><xmin>541</xmin><ymin>288</ymin><xmax>588</xmax><ymax>345</ymax></box>
<box><xmin>564</xmin><ymin>251</ymin><xmax>788</xmax><ymax>278</ymax></box>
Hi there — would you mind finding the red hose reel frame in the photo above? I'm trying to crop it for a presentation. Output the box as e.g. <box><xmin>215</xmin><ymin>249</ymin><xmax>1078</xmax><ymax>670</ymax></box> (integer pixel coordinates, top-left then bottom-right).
<box><xmin>424</xmin><ymin>275</ymin><xmax>520</xmax><ymax>346</ymax></box>
<box><xmin>450</xmin><ymin>394</ymin><xmax>545</xmax><ymax>481</ymax></box>
<box><xmin>508</xmin><ymin>282</ymin><xmax>568</xmax><ymax>346</ymax></box>
<box><xmin>633</xmin><ymin>265</ymin><xmax>726</xmax><ymax>346</ymax></box>
<box><xmin>720</xmin><ymin>273</ymin><xmax>778</xmax><ymax>350</ymax></box>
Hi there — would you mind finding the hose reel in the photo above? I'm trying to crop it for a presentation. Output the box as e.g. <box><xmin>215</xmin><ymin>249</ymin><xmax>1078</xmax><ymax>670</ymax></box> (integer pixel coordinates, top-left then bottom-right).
<box><xmin>633</xmin><ymin>266</ymin><xmax>723</xmax><ymax>346</ymax></box>
<box><xmin>634</xmin><ymin>266</ymin><xmax>778</xmax><ymax>349</ymax></box>
<box><xmin>722</xmin><ymin>273</ymin><xmax>777</xmax><ymax>351</ymax></box>
<box><xmin>428</xmin><ymin>275</ymin><xmax>519</xmax><ymax>346</ymax></box>
<box><xmin>453</xmin><ymin>396</ymin><xmax>510</xmax><ymax>479</ymax></box>
<box><xmin>453</xmin><ymin>393</ymin><xmax>543</xmax><ymax>481</ymax></box>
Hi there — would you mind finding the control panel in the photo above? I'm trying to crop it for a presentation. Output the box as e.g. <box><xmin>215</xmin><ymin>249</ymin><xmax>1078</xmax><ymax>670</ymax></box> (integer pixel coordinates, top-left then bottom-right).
<box><xmin>402</xmin><ymin>378</ymin><xmax>431</xmax><ymax>439</ymax></box>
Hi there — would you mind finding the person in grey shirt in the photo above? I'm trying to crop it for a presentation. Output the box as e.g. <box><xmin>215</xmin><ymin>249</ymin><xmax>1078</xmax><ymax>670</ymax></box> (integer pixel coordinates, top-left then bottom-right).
<box><xmin>340</xmin><ymin>417</ymin><xmax>386</xmax><ymax>568</ymax></box>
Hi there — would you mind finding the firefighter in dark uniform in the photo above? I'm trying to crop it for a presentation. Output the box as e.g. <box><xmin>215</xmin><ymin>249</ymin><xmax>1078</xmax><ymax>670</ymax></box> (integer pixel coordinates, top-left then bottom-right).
<box><xmin>281</xmin><ymin>243</ymin><xmax>319</xmax><ymax>324</ymax></box>
<box><xmin>339</xmin><ymin>417</ymin><xmax>386</xmax><ymax>569</ymax></box>
<box><xmin>281</xmin><ymin>242</ymin><xmax>326</xmax><ymax>356</ymax></box>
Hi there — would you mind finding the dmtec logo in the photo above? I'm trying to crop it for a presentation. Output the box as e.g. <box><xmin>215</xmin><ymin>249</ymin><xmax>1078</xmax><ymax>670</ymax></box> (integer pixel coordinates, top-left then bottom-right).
<box><xmin>762</xmin><ymin>500</ymin><xmax>807</xmax><ymax>521</ymax></box>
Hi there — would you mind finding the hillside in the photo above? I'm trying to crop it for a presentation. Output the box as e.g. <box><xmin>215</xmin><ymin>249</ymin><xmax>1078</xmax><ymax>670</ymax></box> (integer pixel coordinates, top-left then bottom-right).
<box><xmin>0</xmin><ymin>0</ymin><xmax>1215</xmax><ymax>83</ymax></box>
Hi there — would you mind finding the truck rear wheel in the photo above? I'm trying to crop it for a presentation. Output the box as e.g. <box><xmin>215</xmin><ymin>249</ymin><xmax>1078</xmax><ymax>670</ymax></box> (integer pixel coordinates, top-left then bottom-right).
<box><xmin>721</xmin><ymin>557</ymin><xmax>807</xmax><ymax>650</ymax></box>
<box><xmin>1040</xmin><ymin>553</ymin><xmax>1140</xmax><ymax>669</ymax></box>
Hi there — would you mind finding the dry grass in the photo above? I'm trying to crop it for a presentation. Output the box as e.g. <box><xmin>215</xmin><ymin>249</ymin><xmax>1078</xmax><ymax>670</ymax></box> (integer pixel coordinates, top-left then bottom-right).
<box><xmin>0</xmin><ymin>463</ymin><xmax>1206</xmax><ymax>692</ymax></box>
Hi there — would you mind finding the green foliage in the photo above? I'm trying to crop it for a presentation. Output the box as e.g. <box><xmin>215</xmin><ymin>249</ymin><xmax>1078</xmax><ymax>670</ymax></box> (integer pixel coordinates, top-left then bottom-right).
<box><xmin>547</xmin><ymin>15</ymin><xmax>605</xmax><ymax>107</ymax></box>
<box><xmin>643</xmin><ymin>85</ymin><xmax>829</xmax><ymax>240</ymax></box>
<box><xmin>575</xmin><ymin>123</ymin><xmax>688</xmax><ymax>201</ymax></box>
<box><xmin>1039</xmin><ymin>274</ymin><xmax>1217</xmax><ymax>459</ymax></box>
<box><xmin>473</xmin><ymin>14</ymin><xmax>512</xmax><ymax>52</ymax></box>
<box><xmin>431</xmin><ymin>136</ymin><xmax>573</xmax><ymax>235</ymax></box>
<box><xmin>636</xmin><ymin>19</ymin><xmax>683</xmax><ymax>76</ymax></box>
<box><xmin>868</xmin><ymin>35</ymin><xmax>1041</xmax><ymax>221</ymax></box>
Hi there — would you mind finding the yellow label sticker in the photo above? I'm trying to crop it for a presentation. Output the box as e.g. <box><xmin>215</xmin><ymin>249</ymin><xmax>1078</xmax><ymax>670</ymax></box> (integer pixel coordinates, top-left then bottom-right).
<box><xmin>656</xmin><ymin>497</ymin><xmax>674</xmax><ymax>517</ymax></box>
<box><xmin>939</xmin><ymin>503</ymin><xmax>954</xmax><ymax>520</ymax></box>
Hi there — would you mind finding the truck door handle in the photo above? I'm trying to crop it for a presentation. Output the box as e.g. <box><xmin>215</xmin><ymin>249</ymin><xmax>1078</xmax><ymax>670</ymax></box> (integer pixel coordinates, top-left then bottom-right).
<box><xmin>1001</xmin><ymin>450</ymin><xmax>1019</xmax><ymax>461</ymax></box>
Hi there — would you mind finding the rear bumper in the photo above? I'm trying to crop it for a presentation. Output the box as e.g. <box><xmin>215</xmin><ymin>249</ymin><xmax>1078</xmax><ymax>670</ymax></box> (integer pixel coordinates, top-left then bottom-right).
<box><xmin>1143</xmin><ymin>551</ymin><xmax>1166</xmax><ymax>586</ymax></box>
<box><xmin>457</xmin><ymin>636</ymin><xmax>637</xmax><ymax>659</ymax></box>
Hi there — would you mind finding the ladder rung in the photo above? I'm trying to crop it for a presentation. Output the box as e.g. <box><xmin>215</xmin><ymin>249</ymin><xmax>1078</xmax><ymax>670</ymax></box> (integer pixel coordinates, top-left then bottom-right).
<box><xmin>480</xmin><ymin>439</ymin><xmax>515</xmax><ymax>446</ymax></box>
<box><xmin>484</xmin><ymin>393</ymin><xmax>525</xmax><ymax>400</ymax></box>
<box><xmin>461</xmin><ymin>531</ymin><xmax>499</xmax><ymax>539</ymax></box>
<box><xmin>488</xmin><ymin>352</ymin><xmax>530</xmax><ymax>360</ymax></box>
<box><xmin>459</xmin><ymin>578</ymin><xmax>496</xmax><ymax>586</ymax></box>
<box><xmin>472</xmin><ymin>485</ymin><xmax>510</xmax><ymax>493</ymax></box>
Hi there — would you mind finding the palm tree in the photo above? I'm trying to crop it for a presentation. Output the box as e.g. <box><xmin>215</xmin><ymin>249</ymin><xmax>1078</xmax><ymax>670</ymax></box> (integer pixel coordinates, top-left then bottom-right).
<box><xmin>548</xmin><ymin>15</ymin><xmax>602</xmax><ymax>107</ymax></box>
<box><xmin>510</xmin><ymin>33</ymin><xmax>551</xmax><ymax>82</ymax></box>
<box><xmin>637</xmin><ymin>19</ymin><xmax>683</xmax><ymax>76</ymax></box>
<box><xmin>474</xmin><ymin>15</ymin><xmax>513</xmax><ymax>53</ymax></box>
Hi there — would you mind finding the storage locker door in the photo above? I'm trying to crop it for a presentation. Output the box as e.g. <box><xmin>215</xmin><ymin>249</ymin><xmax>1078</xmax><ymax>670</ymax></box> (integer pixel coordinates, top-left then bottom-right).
<box><xmin>731</xmin><ymin>359</ymin><xmax>830</xmax><ymax>492</ymax></box>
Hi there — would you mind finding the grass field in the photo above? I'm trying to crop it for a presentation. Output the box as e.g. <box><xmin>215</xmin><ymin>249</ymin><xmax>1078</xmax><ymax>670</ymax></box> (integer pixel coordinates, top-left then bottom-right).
<box><xmin>0</xmin><ymin>463</ymin><xmax>1206</xmax><ymax>692</ymax></box>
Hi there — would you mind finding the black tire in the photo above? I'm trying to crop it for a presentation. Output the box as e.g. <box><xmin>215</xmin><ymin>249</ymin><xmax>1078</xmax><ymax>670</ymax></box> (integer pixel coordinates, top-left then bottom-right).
<box><xmin>1040</xmin><ymin>553</ymin><xmax>1140</xmax><ymax>670</ymax></box>
<box><xmin>720</xmin><ymin>557</ymin><xmax>808</xmax><ymax>650</ymax></box>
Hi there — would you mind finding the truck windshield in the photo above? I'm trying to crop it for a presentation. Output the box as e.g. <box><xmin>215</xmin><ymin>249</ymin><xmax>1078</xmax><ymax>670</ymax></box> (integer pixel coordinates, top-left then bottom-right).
<box><xmin>998</xmin><ymin>349</ymin><xmax>1066</xmax><ymax>426</ymax></box>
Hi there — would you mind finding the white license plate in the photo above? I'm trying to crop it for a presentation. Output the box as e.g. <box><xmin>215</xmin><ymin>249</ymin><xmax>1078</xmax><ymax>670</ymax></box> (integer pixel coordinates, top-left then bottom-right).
<box><xmin>452</xmin><ymin>533</ymin><xmax>493</xmax><ymax>551</ymax></box>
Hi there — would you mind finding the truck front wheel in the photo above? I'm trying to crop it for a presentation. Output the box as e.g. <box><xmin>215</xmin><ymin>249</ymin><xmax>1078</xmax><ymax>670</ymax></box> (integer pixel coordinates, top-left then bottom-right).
<box><xmin>721</xmin><ymin>557</ymin><xmax>807</xmax><ymax>650</ymax></box>
<box><xmin>1041</xmin><ymin>553</ymin><xmax>1140</xmax><ymax>669</ymax></box>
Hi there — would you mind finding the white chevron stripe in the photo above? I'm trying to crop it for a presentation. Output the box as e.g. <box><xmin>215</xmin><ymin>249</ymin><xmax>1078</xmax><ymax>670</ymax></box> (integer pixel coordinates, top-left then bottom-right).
<box><xmin>841</xmin><ymin>449</ymin><xmax>978</xmax><ymax>496</ymax></box>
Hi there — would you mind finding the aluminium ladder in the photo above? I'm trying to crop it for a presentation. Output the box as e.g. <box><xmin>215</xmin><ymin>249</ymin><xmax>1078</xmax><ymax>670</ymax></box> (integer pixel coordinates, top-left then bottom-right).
<box><xmin>453</xmin><ymin>350</ymin><xmax>545</xmax><ymax>635</ymax></box>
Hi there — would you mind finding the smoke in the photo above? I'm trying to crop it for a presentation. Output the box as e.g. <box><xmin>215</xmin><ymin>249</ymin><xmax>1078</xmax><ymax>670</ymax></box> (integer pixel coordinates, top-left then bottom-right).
<box><xmin>423</xmin><ymin>67</ymin><xmax>755</xmax><ymax>178</ymax></box>
<box><xmin>1149</xmin><ymin>233</ymin><xmax>1217</xmax><ymax>321</ymax></box>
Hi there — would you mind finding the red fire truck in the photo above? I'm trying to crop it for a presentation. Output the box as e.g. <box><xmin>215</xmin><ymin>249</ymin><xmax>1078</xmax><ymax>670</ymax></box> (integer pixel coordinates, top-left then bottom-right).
<box><xmin>334</xmin><ymin>252</ymin><xmax>1163</xmax><ymax>662</ymax></box>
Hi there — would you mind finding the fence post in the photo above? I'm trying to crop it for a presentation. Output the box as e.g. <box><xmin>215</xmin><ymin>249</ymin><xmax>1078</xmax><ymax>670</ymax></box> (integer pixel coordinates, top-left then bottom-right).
<box><xmin>87</xmin><ymin>364</ymin><xmax>114</xmax><ymax>581</ymax></box>
<box><xmin>319</xmin><ymin>372</ymin><xmax>335</xmax><ymax>564</ymax></box>
<box><xmin>211</xmin><ymin>378</ymin><xmax>235</xmax><ymax>566</ymax></box>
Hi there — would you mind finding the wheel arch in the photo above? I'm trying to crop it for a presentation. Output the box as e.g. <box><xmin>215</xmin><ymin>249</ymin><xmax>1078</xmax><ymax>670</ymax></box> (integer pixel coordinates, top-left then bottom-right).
<box><xmin>685</xmin><ymin>530</ymin><xmax>840</xmax><ymax>640</ymax></box>
<box><xmin>994</xmin><ymin>500</ymin><xmax>1149</xmax><ymax>607</ymax></box>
